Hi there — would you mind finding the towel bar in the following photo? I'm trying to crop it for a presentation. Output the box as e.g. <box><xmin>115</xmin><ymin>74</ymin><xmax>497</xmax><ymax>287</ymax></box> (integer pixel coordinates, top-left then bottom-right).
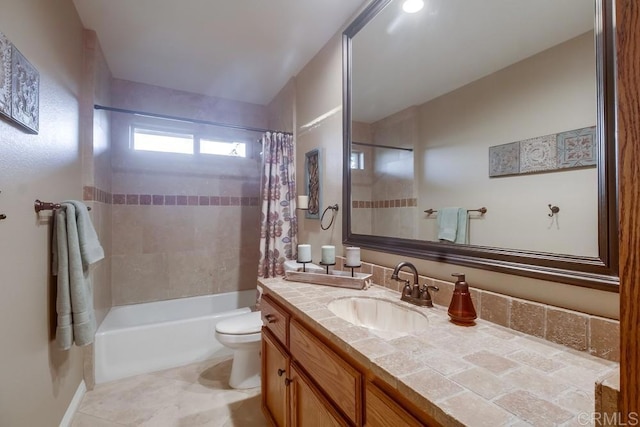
<box><xmin>424</xmin><ymin>207</ymin><xmax>487</xmax><ymax>215</ymax></box>
<box><xmin>34</xmin><ymin>199</ymin><xmax>92</xmax><ymax>213</ymax></box>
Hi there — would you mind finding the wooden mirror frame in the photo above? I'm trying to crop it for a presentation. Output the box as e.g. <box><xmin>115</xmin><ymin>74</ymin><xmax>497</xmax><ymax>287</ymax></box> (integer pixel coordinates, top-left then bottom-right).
<box><xmin>342</xmin><ymin>0</ymin><xmax>619</xmax><ymax>291</ymax></box>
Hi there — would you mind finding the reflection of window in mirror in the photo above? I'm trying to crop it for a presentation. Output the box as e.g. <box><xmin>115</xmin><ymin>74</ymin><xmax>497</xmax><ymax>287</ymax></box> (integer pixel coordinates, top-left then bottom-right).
<box><xmin>351</xmin><ymin>151</ymin><xmax>364</xmax><ymax>170</ymax></box>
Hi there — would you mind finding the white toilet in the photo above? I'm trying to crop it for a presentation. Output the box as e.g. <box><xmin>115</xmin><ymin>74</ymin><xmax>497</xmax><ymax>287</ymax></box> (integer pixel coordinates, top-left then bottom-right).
<box><xmin>215</xmin><ymin>310</ymin><xmax>263</xmax><ymax>389</ymax></box>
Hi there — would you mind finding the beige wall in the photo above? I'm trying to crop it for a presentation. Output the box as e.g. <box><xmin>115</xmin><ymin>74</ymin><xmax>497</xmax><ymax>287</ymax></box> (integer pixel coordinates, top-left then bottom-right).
<box><xmin>417</xmin><ymin>32</ymin><xmax>598</xmax><ymax>255</ymax></box>
<box><xmin>110</xmin><ymin>80</ymin><xmax>264</xmax><ymax>305</ymax></box>
<box><xmin>295</xmin><ymin>34</ymin><xmax>345</xmax><ymax>262</ymax></box>
<box><xmin>0</xmin><ymin>0</ymin><xmax>86</xmax><ymax>425</ymax></box>
<box><xmin>294</xmin><ymin>13</ymin><xmax>618</xmax><ymax>319</ymax></box>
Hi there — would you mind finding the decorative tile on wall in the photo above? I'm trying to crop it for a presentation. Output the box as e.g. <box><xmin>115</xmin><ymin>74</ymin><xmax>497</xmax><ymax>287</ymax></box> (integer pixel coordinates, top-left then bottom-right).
<box><xmin>519</xmin><ymin>135</ymin><xmax>557</xmax><ymax>173</ymax></box>
<box><xmin>489</xmin><ymin>126</ymin><xmax>596</xmax><ymax>178</ymax></box>
<box><xmin>352</xmin><ymin>198</ymin><xmax>417</xmax><ymax>208</ymax></box>
<box><xmin>557</xmin><ymin>126</ymin><xmax>597</xmax><ymax>168</ymax></box>
<box><xmin>489</xmin><ymin>142</ymin><xmax>519</xmax><ymax>177</ymax></box>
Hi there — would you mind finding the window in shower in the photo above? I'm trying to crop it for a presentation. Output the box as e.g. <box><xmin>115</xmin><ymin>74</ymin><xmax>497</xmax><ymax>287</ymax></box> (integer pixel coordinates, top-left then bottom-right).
<box><xmin>131</xmin><ymin>126</ymin><xmax>248</xmax><ymax>158</ymax></box>
<box><xmin>200</xmin><ymin>139</ymin><xmax>246</xmax><ymax>157</ymax></box>
<box><xmin>132</xmin><ymin>127</ymin><xmax>194</xmax><ymax>154</ymax></box>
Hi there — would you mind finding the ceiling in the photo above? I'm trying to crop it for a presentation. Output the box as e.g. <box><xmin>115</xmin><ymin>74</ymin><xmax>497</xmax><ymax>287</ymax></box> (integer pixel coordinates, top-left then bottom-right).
<box><xmin>72</xmin><ymin>0</ymin><xmax>367</xmax><ymax>106</ymax></box>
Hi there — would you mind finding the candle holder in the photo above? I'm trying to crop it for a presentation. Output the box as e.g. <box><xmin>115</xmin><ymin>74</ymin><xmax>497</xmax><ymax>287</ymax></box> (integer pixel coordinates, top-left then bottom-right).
<box><xmin>319</xmin><ymin>261</ymin><xmax>336</xmax><ymax>274</ymax></box>
<box><xmin>297</xmin><ymin>260</ymin><xmax>312</xmax><ymax>272</ymax></box>
<box><xmin>344</xmin><ymin>263</ymin><xmax>362</xmax><ymax>277</ymax></box>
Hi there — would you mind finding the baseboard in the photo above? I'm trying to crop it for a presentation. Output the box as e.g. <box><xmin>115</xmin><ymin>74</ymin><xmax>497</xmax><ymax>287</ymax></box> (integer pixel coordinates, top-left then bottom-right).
<box><xmin>59</xmin><ymin>380</ymin><xmax>86</xmax><ymax>427</ymax></box>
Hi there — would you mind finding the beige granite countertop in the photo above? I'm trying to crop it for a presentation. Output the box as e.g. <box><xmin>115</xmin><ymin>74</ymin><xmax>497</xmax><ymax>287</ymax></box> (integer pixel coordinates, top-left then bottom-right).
<box><xmin>258</xmin><ymin>277</ymin><xmax>619</xmax><ymax>427</ymax></box>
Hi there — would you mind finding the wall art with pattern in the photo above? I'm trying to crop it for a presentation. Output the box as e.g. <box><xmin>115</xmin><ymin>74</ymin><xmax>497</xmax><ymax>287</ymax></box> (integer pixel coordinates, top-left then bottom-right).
<box><xmin>489</xmin><ymin>126</ymin><xmax>596</xmax><ymax>177</ymax></box>
<box><xmin>0</xmin><ymin>30</ymin><xmax>39</xmax><ymax>134</ymax></box>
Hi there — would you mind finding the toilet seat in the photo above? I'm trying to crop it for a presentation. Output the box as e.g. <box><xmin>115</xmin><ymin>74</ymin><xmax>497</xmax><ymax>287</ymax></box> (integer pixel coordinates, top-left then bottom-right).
<box><xmin>216</xmin><ymin>311</ymin><xmax>262</xmax><ymax>335</ymax></box>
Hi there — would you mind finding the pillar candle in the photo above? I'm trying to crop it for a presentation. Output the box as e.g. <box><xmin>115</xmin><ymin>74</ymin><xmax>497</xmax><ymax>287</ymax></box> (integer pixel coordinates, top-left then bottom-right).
<box><xmin>345</xmin><ymin>247</ymin><xmax>361</xmax><ymax>266</ymax></box>
<box><xmin>297</xmin><ymin>195</ymin><xmax>309</xmax><ymax>210</ymax></box>
<box><xmin>297</xmin><ymin>244</ymin><xmax>312</xmax><ymax>262</ymax></box>
<box><xmin>321</xmin><ymin>245</ymin><xmax>335</xmax><ymax>264</ymax></box>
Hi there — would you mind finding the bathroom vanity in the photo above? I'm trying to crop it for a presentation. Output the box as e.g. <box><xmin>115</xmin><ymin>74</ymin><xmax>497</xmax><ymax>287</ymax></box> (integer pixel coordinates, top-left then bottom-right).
<box><xmin>259</xmin><ymin>277</ymin><xmax>618</xmax><ymax>426</ymax></box>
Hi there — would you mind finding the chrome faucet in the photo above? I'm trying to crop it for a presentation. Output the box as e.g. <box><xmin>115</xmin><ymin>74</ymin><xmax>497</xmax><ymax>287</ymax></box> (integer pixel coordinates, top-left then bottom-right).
<box><xmin>391</xmin><ymin>261</ymin><xmax>439</xmax><ymax>307</ymax></box>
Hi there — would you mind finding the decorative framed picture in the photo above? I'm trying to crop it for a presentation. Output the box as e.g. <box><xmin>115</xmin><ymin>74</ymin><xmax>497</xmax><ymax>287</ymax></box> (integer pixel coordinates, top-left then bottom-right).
<box><xmin>10</xmin><ymin>45</ymin><xmax>39</xmax><ymax>133</ymax></box>
<box><xmin>305</xmin><ymin>148</ymin><xmax>321</xmax><ymax>219</ymax></box>
<box><xmin>0</xmin><ymin>31</ymin><xmax>11</xmax><ymax>119</ymax></box>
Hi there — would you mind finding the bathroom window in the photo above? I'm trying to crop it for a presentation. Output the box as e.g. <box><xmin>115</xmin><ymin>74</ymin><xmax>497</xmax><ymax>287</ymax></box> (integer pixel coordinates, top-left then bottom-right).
<box><xmin>351</xmin><ymin>151</ymin><xmax>365</xmax><ymax>170</ymax></box>
<box><xmin>132</xmin><ymin>128</ymin><xmax>194</xmax><ymax>154</ymax></box>
<box><xmin>131</xmin><ymin>126</ymin><xmax>248</xmax><ymax>158</ymax></box>
<box><xmin>200</xmin><ymin>139</ymin><xmax>246</xmax><ymax>157</ymax></box>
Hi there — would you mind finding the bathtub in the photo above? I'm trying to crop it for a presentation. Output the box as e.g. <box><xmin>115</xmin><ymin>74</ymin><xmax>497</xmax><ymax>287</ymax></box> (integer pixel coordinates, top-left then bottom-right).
<box><xmin>95</xmin><ymin>290</ymin><xmax>256</xmax><ymax>384</ymax></box>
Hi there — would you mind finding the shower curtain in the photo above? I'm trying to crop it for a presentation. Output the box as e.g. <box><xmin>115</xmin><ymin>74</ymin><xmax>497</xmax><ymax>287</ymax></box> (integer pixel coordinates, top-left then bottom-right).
<box><xmin>258</xmin><ymin>131</ymin><xmax>297</xmax><ymax>277</ymax></box>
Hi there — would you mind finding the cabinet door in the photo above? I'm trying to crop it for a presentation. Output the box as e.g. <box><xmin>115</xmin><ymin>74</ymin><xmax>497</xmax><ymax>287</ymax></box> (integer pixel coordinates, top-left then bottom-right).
<box><xmin>290</xmin><ymin>363</ymin><xmax>348</xmax><ymax>427</ymax></box>
<box><xmin>290</xmin><ymin>320</ymin><xmax>362</xmax><ymax>425</ymax></box>
<box><xmin>365</xmin><ymin>381</ymin><xmax>424</xmax><ymax>427</ymax></box>
<box><xmin>262</xmin><ymin>330</ymin><xmax>289</xmax><ymax>427</ymax></box>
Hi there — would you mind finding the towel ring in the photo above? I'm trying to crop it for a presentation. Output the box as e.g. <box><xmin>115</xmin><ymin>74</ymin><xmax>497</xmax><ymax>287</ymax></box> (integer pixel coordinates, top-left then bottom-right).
<box><xmin>320</xmin><ymin>204</ymin><xmax>339</xmax><ymax>230</ymax></box>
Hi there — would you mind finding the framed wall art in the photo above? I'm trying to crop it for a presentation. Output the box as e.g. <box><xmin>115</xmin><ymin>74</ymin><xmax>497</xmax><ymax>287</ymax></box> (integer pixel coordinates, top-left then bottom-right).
<box><xmin>305</xmin><ymin>148</ymin><xmax>321</xmax><ymax>219</ymax></box>
<box><xmin>0</xmin><ymin>30</ymin><xmax>39</xmax><ymax>134</ymax></box>
<box><xmin>11</xmin><ymin>45</ymin><xmax>39</xmax><ymax>133</ymax></box>
<box><xmin>0</xmin><ymin>31</ymin><xmax>11</xmax><ymax>119</ymax></box>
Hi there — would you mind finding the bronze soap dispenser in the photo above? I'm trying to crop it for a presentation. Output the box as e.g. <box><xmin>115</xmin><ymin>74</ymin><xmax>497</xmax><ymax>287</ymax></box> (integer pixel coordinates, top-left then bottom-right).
<box><xmin>448</xmin><ymin>273</ymin><xmax>477</xmax><ymax>326</ymax></box>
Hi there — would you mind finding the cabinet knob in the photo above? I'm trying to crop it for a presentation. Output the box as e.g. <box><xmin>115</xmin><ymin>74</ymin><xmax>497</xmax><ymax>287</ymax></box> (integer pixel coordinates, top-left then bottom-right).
<box><xmin>265</xmin><ymin>314</ymin><xmax>277</xmax><ymax>323</ymax></box>
<box><xmin>284</xmin><ymin>378</ymin><xmax>292</xmax><ymax>386</ymax></box>
<box><xmin>277</xmin><ymin>368</ymin><xmax>285</xmax><ymax>377</ymax></box>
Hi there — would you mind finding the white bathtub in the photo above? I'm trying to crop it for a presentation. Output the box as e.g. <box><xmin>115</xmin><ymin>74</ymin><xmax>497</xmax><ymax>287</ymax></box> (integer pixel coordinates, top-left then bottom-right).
<box><xmin>95</xmin><ymin>290</ymin><xmax>256</xmax><ymax>384</ymax></box>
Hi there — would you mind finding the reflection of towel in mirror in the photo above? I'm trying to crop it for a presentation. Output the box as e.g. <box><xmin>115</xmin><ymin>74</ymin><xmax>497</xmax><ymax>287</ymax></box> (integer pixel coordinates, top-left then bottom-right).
<box><xmin>52</xmin><ymin>201</ymin><xmax>104</xmax><ymax>350</ymax></box>
<box><xmin>437</xmin><ymin>207</ymin><xmax>469</xmax><ymax>244</ymax></box>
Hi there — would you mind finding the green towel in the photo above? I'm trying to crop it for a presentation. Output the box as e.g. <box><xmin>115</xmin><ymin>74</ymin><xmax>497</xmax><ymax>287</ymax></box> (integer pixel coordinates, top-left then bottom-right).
<box><xmin>437</xmin><ymin>207</ymin><xmax>468</xmax><ymax>244</ymax></box>
<box><xmin>53</xmin><ymin>201</ymin><xmax>104</xmax><ymax>350</ymax></box>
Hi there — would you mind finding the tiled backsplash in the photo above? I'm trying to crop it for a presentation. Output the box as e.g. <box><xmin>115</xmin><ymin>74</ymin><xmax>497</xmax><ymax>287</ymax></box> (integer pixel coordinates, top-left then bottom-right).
<box><xmin>334</xmin><ymin>256</ymin><xmax>620</xmax><ymax>363</ymax></box>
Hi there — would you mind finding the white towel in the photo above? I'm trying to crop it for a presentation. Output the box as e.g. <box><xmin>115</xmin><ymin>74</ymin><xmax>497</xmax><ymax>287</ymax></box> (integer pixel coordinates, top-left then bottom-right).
<box><xmin>53</xmin><ymin>201</ymin><xmax>104</xmax><ymax>350</ymax></box>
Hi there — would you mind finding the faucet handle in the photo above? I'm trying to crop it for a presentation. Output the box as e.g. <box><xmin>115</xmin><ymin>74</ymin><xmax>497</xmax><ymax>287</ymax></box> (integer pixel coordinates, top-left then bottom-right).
<box><xmin>420</xmin><ymin>284</ymin><xmax>439</xmax><ymax>302</ymax></box>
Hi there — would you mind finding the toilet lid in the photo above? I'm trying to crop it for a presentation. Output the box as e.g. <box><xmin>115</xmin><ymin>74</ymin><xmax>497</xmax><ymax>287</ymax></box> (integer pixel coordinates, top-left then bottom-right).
<box><xmin>216</xmin><ymin>311</ymin><xmax>263</xmax><ymax>334</ymax></box>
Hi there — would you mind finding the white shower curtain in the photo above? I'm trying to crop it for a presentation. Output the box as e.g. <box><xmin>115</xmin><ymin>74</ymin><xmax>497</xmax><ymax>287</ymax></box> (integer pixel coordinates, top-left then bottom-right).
<box><xmin>258</xmin><ymin>132</ymin><xmax>297</xmax><ymax>277</ymax></box>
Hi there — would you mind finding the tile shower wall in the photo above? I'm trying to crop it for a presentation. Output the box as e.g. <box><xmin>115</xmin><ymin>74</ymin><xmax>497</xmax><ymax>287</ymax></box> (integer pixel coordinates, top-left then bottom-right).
<box><xmin>110</xmin><ymin>80</ymin><xmax>266</xmax><ymax>305</ymax></box>
<box><xmin>351</xmin><ymin>108</ymin><xmax>418</xmax><ymax>239</ymax></box>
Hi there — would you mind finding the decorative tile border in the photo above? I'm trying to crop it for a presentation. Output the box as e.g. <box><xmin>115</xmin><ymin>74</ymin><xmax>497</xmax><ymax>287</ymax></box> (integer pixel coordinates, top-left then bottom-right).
<box><xmin>112</xmin><ymin>193</ymin><xmax>260</xmax><ymax>206</ymax></box>
<box><xmin>83</xmin><ymin>186</ymin><xmax>112</xmax><ymax>204</ymax></box>
<box><xmin>489</xmin><ymin>126</ymin><xmax>596</xmax><ymax>177</ymax></box>
<box><xmin>82</xmin><ymin>186</ymin><xmax>260</xmax><ymax>207</ymax></box>
<box><xmin>352</xmin><ymin>198</ymin><xmax>417</xmax><ymax>208</ymax></box>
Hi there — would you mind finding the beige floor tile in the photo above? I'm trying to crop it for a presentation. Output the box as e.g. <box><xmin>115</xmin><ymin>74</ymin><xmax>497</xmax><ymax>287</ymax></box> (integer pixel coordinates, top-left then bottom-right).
<box><xmin>71</xmin><ymin>413</ymin><xmax>128</xmax><ymax>427</ymax></box>
<box><xmin>72</xmin><ymin>357</ymin><xmax>266</xmax><ymax>427</ymax></box>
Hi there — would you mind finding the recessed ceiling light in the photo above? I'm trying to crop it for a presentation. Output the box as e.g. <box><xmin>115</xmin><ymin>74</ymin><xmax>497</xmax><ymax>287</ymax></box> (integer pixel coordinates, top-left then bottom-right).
<box><xmin>402</xmin><ymin>0</ymin><xmax>424</xmax><ymax>13</ymax></box>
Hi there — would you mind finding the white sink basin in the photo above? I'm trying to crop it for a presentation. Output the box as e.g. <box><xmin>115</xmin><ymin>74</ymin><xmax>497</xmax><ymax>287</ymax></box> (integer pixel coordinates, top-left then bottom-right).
<box><xmin>327</xmin><ymin>297</ymin><xmax>429</xmax><ymax>334</ymax></box>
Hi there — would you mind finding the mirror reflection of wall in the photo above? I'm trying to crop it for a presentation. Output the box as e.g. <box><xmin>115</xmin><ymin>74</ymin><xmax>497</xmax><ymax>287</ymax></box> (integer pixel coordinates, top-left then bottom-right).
<box><xmin>350</xmin><ymin>0</ymin><xmax>597</xmax><ymax>257</ymax></box>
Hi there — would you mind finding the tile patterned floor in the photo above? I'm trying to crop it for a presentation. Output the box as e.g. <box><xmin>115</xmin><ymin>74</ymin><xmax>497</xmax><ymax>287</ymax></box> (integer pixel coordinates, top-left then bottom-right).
<box><xmin>71</xmin><ymin>356</ymin><xmax>268</xmax><ymax>426</ymax></box>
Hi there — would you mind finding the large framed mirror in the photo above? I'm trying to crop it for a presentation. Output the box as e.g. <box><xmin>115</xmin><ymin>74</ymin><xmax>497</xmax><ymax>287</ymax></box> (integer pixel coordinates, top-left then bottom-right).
<box><xmin>342</xmin><ymin>0</ymin><xmax>618</xmax><ymax>290</ymax></box>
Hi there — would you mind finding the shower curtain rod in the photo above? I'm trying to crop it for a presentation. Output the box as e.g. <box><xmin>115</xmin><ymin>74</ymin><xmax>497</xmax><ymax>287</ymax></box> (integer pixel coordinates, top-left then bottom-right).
<box><xmin>352</xmin><ymin>141</ymin><xmax>413</xmax><ymax>152</ymax></box>
<box><xmin>94</xmin><ymin>105</ymin><xmax>292</xmax><ymax>135</ymax></box>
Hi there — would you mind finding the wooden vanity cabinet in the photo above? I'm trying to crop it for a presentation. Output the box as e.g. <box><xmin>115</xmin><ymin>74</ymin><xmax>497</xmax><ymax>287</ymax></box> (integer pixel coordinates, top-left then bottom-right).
<box><xmin>262</xmin><ymin>329</ymin><xmax>289</xmax><ymax>426</ymax></box>
<box><xmin>365</xmin><ymin>381</ymin><xmax>424</xmax><ymax>427</ymax></box>
<box><xmin>261</xmin><ymin>292</ymin><xmax>437</xmax><ymax>427</ymax></box>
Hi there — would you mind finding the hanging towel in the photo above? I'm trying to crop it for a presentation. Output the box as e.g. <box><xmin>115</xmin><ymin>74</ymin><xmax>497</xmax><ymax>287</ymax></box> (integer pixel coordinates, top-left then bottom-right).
<box><xmin>52</xmin><ymin>201</ymin><xmax>104</xmax><ymax>350</ymax></box>
<box><xmin>437</xmin><ymin>207</ymin><xmax>469</xmax><ymax>244</ymax></box>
